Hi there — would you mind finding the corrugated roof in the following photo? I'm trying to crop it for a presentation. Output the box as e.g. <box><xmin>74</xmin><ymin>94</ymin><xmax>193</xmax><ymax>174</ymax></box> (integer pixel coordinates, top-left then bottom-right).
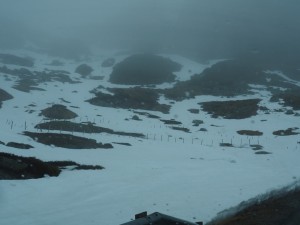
<box><xmin>121</xmin><ymin>212</ymin><xmax>201</xmax><ymax>225</ymax></box>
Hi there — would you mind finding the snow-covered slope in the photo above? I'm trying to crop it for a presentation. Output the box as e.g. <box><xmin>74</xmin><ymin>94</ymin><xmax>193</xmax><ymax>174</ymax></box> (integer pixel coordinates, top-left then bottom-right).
<box><xmin>0</xmin><ymin>50</ymin><xmax>300</xmax><ymax>225</ymax></box>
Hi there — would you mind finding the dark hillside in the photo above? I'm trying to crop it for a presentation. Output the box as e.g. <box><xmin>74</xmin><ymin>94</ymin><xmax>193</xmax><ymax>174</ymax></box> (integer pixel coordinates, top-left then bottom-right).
<box><xmin>0</xmin><ymin>88</ymin><xmax>13</xmax><ymax>108</ymax></box>
<box><xmin>164</xmin><ymin>59</ymin><xmax>298</xmax><ymax>100</ymax></box>
<box><xmin>109</xmin><ymin>54</ymin><xmax>181</xmax><ymax>85</ymax></box>
<box><xmin>207</xmin><ymin>185</ymin><xmax>300</xmax><ymax>225</ymax></box>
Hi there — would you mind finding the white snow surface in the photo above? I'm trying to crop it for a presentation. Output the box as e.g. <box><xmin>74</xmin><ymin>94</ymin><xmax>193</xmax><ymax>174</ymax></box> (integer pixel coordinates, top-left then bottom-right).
<box><xmin>0</xmin><ymin>50</ymin><xmax>300</xmax><ymax>225</ymax></box>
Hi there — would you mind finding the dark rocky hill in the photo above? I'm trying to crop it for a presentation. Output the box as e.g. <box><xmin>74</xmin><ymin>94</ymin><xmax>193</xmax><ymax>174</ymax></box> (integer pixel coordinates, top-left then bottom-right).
<box><xmin>109</xmin><ymin>54</ymin><xmax>181</xmax><ymax>85</ymax></box>
<box><xmin>0</xmin><ymin>53</ymin><xmax>34</xmax><ymax>67</ymax></box>
<box><xmin>0</xmin><ymin>88</ymin><xmax>13</xmax><ymax>108</ymax></box>
<box><xmin>207</xmin><ymin>185</ymin><xmax>300</xmax><ymax>225</ymax></box>
<box><xmin>163</xmin><ymin>59</ymin><xmax>300</xmax><ymax>100</ymax></box>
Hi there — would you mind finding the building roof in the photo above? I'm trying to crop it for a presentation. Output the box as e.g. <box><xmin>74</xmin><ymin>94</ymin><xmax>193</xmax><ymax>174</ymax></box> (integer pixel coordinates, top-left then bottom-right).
<box><xmin>120</xmin><ymin>212</ymin><xmax>201</xmax><ymax>225</ymax></box>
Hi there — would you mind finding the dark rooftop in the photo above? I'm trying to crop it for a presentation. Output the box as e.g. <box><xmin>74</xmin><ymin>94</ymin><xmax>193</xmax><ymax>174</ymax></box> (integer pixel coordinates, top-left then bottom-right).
<box><xmin>121</xmin><ymin>212</ymin><xmax>202</xmax><ymax>225</ymax></box>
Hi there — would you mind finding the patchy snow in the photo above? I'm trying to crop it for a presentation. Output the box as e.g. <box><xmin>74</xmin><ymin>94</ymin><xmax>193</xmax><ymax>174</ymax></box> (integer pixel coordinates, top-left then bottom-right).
<box><xmin>0</xmin><ymin>50</ymin><xmax>300</xmax><ymax>225</ymax></box>
<box><xmin>265</xmin><ymin>70</ymin><xmax>300</xmax><ymax>87</ymax></box>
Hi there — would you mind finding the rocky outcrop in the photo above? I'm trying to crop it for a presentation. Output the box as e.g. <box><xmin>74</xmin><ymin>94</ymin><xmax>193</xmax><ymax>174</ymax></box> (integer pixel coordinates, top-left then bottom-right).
<box><xmin>40</xmin><ymin>104</ymin><xmax>78</xmax><ymax>120</ymax></box>
<box><xmin>35</xmin><ymin>121</ymin><xmax>145</xmax><ymax>138</ymax></box>
<box><xmin>88</xmin><ymin>87</ymin><xmax>170</xmax><ymax>113</ymax></box>
<box><xmin>0</xmin><ymin>89</ymin><xmax>13</xmax><ymax>108</ymax></box>
<box><xmin>0</xmin><ymin>53</ymin><xmax>34</xmax><ymax>67</ymax></box>
<box><xmin>6</xmin><ymin>142</ymin><xmax>34</xmax><ymax>149</ymax></box>
<box><xmin>207</xmin><ymin>185</ymin><xmax>300</xmax><ymax>225</ymax></box>
<box><xmin>200</xmin><ymin>99</ymin><xmax>261</xmax><ymax>119</ymax></box>
<box><xmin>109</xmin><ymin>54</ymin><xmax>181</xmax><ymax>85</ymax></box>
<box><xmin>0</xmin><ymin>152</ymin><xmax>60</xmax><ymax>179</ymax></box>
<box><xmin>0</xmin><ymin>152</ymin><xmax>104</xmax><ymax>180</ymax></box>
<box><xmin>237</xmin><ymin>130</ymin><xmax>263</xmax><ymax>136</ymax></box>
<box><xmin>23</xmin><ymin>131</ymin><xmax>113</xmax><ymax>149</ymax></box>
<box><xmin>273</xmin><ymin>128</ymin><xmax>299</xmax><ymax>136</ymax></box>
<box><xmin>271</xmin><ymin>88</ymin><xmax>300</xmax><ymax>110</ymax></box>
<box><xmin>75</xmin><ymin>64</ymin><xmax>93</xmax><ymax>77</ymax></box>
<box><xmin>163</xmin><ymin>59</ymin><xmax>297</xmax><ymax>100</ymax></box>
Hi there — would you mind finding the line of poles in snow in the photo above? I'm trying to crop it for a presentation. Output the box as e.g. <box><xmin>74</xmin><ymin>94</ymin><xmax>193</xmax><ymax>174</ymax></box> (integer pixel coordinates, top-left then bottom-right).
<box><xmin>5</xmin><ymin>119</ymin><xmax>27</xmax><ymax>130</ymax></box>
<box><xmin>4</xmin><ymin>119</ymin><xmax>299</xmax><ymax>149</ymax></box>
<box><xmin>144</xmin><ymin>133</ymin><xmax>262</xmax><ymax>146</ymax></box>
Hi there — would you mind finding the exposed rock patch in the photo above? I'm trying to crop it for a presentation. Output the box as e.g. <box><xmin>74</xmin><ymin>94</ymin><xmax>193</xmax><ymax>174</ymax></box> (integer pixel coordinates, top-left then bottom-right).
<box><xmin>164</xmin><ymin>60</ymin><xmax>265</xmax><ymax>100</ymax></box>
<box><xmin>7</xmin><ymin>67</ymin><xmax>74</xmax><ymax>83</ymax></box>
<box><xmin>250</xmin><ymin>144</ymin><xmax>263</xmax><ymax>151</ymax></box>
<box><xmin>200</xmin><ymin>99</ymin><xmax>261</xmax><ymax>119</ymax></box>
<box><xmin>13</xmin><ymin>78</ymin><xmax>45</xmax><ymax>92</ymax></box>
<box><xmin>45</xmin><ymin>161</ymin><xmax>104</xmax><ymax>171</ymax></box>
<box><xmin>171</xmin><ymin>126</ymin><xmax>190</xmax><ymax>133</ymax></box>
<box><xmin>0</xmin><ymin>152</ymin><xmax>104</xmax><ymax>180</ymax></box>
<box><xmin>0</xmin><ymin>152</ymin><xmax>59</xmax><ymax>179</ymax></box>
<box><xmin>188</xmin><ymin>108</ymin><xmax>199</xmax><ymax>114</ymax></box>
<box><xmin>40</xmin><ymin>104</ymin><xmax>78</xmax><ymax>120</ymax></box>
<box><xmin>88</xmin><ymin>87</ymin><xmax>170</xmax><ymax>113</ymax></box>
<box><xmin>109</xmin><ymin>54</ymin><xmax>181</xmax><ymax>85</ymax></box>
<box><xmin>255</xmin><ymin>151</ymin><xmax>272</xmax><ymax>154</ymax></box>
<box><xmin>220</xmin><ymin>143</ymin><xmax>234</xmax><ymax>147</ymax></box>
<box><xmin>273</xmin><ymin>128</ymin><xmax>299</xmax><ymax>136</ymax></box>
<box><xmin>163</xmin><ymin>59</ymin><xmax>298</xmax><ymax>101</ymax></box>
<box><xmin>6</xmin><ymin>142</ymin><xmax>34</xmax><ymax>149</ymax></box>
<box><xmin>112</xmin><ymin>142</ymin><xmax>131</xmax><ymax>146</ymax></box>
<box><xmin>35</xmin><ymin>121</ymin><xmax>145</xmax><ymax>138</ymax></box>
<box><xmin>285</xmin><ymin>109</ymin><xmax>295</xmax><ymax>115</ymax></box>
<box><xmin>160</xmin><ymin>119</ymin><xmax>182</xmax><ymax>125</ymax></box>
<box><xmin>0</xmin><ymin>53</ymin><xmax>34</xmax><ymax>67</ymax></box>
<box><xmin>0</xmin><ymin>89</ymin><xmax>13</xmax><ymax>108</ymax></box>
<box><xmin>237</xmin><ymin>130</ymin><xmax>263</xmax><ymax>136</ymax></box>
<box><xmin>132</xmin><ymin>115</ymin><xmax>142</xmax><ymax>121</ymax></box>
<box><xmin>23</xmin><ymin>131</ymin><xmax>113</xmax><ymax>149</ymax></box>
<box><xmin>0</xmin><ymin>66</ymin><xmax>33</xmax><ymax>77</ymax></box>
<box><xmin>0</xmin><ymin>66</ymin><xmax>77</xmax><ymax>92</ymax></box>
<box><xmin>192</xmin><ymin>120</ymin><xmax>204</xmax><ymax>126</ymax></box>
<box><xmin>75</xmin><ymin>64</ymin><xmax>93</xmax><ymax>77</ymax></box>
<box><xmin>271</xmin><ymin>88</ymin><xmax>300</xmax><ymax>110</ymax></box>
<box><xmin>0</xmin><ymin>89</ymin><xmax>13</xmax><ymax>102</ymax></box>
<box><xmin>133</xmin><ymin>111</ymin><xmax>160</xmax><ymax>119</ymax></box>
<box><xmin>207</xmin><ymin>185</ymin><xmax>300</xmax><ymax>225</ymax></box>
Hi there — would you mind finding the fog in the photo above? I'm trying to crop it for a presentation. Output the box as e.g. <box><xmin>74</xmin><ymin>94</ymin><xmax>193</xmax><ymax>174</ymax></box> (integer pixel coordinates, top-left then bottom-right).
<box><xmin>1</xmin><ymin>0</ymin><xmax>300</xmax><ymax>63</ymax></box>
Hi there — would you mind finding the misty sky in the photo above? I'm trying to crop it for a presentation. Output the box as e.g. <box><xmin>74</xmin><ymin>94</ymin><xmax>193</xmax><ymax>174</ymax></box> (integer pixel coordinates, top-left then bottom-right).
<box><xmin>0</xmin><ymin>0</ymin><xmax>299</xmax><ymax>61</ymax></box>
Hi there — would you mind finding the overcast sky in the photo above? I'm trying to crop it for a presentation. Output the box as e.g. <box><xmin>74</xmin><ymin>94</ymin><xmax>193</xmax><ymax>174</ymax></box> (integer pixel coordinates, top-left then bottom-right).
<box><xmin>0</xmin><ymin>0</ymin><xmax>299</xmax><ymax>61</ymax></box>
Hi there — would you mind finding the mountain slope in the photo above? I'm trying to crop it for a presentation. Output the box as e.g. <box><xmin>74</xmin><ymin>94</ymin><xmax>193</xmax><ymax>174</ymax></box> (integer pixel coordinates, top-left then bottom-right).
<box><xmin>0</xmin><ymin>50</ymin><xmax>299</xmax><ymax>225</ymax></box>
